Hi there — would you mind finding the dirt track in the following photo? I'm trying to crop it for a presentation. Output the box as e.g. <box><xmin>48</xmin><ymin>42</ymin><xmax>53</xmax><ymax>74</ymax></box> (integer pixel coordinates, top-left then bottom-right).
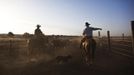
<box><xmin>0</xmin><ymin>38</ymin><xmax>134</xmax><ymax>75</ymax></box>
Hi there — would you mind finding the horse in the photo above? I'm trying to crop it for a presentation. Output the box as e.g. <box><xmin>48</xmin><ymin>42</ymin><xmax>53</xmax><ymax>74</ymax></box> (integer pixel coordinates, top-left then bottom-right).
<box><xmin>28</xmin><ymin>35</ymin><xmax>48</xmax><ymax>58</ymax></box>
<box><xmin>81</xmin><ymin>38</ymin><xmax>96</xmax><ymax>65</ymax></box>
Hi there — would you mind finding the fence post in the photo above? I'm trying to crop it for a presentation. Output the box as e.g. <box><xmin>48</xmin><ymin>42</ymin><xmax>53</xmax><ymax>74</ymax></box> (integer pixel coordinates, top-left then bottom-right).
<box><xmin>98</xmin><ymin>31</ymin><xmax>100</xmax><ymax>37</ymax></box>
<box><xmin>122</xmin><ymin>33</ymin><xmax>124</xmax><ymax>41</ymax></box>
<box><xmin>107</xmin><ymin>31</ymin><xmax>111</xmax><ymax>51</ymax></box>
<box><xmin>131</xmin><ymin>21</ymin><xmax>134</xmax><ymax>55</ymax></box>
<box><xmin>9</xmin><ymin>38</ymin><xmax>12</xmax><ymax>56</ymax></box>
<box><xmin>98</xmin><ymin>31</ymin><xmax>102</xmax><ymax>46</ymax></box>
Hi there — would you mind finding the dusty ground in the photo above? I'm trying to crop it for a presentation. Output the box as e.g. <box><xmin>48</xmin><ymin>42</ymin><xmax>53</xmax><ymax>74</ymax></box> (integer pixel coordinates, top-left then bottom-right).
<box><xmin>0</xmin><ymin>37</ymin><xmax>134</xmax><ymax>75</ymax></box>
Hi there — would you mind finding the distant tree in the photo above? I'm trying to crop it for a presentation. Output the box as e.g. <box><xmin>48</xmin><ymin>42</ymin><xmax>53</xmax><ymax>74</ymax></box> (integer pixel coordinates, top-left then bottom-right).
<box><xmin>8</xmin><ymin>32</ymin><xmax>14</xmax><ymax>37</ymax></box>
<box><xmin>23</xmin><ymin>32</ymin><xmax>30</xmax><ymax>38</ymax></box>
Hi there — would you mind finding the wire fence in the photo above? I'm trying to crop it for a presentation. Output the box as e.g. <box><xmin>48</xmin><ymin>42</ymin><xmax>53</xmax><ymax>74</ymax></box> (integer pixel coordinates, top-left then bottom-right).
<box><xmin>97</xmin><ymin>31</ymin><xmax>133</xmax><ymax>58</ymax></box>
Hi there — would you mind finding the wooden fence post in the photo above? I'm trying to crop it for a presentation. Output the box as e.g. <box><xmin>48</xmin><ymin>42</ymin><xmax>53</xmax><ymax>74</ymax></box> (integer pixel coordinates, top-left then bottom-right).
<box><xmin>131</xmin><ymin>21</ymin><xmax>134</xmax><ymax>55</ymax></box>
<box><xmin>98</xmin><ymin>31</ymin><xmax>100</xmax><ymax>37</ymax></box>
<box><xmin>122</xmin><ymin>33</ymin><xmax>124</xmax><ymax>41</ymax></box>
<box><xmin>107</xmin><ymin>31</ymin><xmax>111</xmax><ymax>51</ymax></box>
<box><xmin>98</xmin><ymin>31</ymin><xmax>101</xmax><ymax>46</ymax></box>
<box><xmin>9</xmin><ymin>38</ymin><xmax>12</xmax><ymax>56</ymax></box>
<box><xmin>10</xmin><ymin>39</ymin><xmax>12</xmax><ymax>50</ymax></box>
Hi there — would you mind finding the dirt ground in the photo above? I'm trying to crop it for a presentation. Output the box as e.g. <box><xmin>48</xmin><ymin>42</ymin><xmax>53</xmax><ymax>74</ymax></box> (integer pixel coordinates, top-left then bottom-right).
<box><xmin>0</xmin><ymin>37</ymin><xmax>134</xmax><ymax>75</ymax></box>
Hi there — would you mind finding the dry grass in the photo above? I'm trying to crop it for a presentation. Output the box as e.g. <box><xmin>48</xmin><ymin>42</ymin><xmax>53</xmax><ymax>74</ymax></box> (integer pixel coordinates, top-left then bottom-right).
<box><xmin>0</xmin><ymin>36</ymin><xmax>134</xmax><ymax>75</ymax></box>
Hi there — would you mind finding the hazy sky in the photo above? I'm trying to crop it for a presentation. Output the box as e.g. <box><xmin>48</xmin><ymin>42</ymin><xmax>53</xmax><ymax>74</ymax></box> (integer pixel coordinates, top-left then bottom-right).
<box><xmin>0</xmin><ymin>0</ymin><xmax>134</xmax><ymax>36</ymax></box>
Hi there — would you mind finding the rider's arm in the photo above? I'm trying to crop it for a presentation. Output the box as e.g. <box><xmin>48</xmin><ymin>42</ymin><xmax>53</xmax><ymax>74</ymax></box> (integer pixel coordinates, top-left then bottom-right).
<box><xmin>91</xmin><ymin>27</ymin><xmax>102</xmax><ymax>30</ymax></box>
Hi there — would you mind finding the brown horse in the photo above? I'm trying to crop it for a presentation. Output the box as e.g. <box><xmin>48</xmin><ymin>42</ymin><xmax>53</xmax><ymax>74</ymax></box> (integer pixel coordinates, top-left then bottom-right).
<box><xmin>28</xmin><ymin>36</ymin><xmax>48</xmax><ymax>58</ymax></box>
<box><xmin>81</xmin><ymin>38</ymin><xmax>96</xmax><ymax>65</ymax></box>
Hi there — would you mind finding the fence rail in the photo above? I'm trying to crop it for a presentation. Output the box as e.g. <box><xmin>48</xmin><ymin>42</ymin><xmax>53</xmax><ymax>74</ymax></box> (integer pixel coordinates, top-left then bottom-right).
<box><xmin>98</xmin><ymin>26</ymin><xmax>134</xmax><ymax>58</ymax></box>
<box><xmin>0</xmin><ymin>38</ymin><xmax>28</xmax><ymax>60</ymax></box>
<box><xmin>98</xmin><ymin>36</ymin><xmax>133</xmax><ymax>58</ymax></box>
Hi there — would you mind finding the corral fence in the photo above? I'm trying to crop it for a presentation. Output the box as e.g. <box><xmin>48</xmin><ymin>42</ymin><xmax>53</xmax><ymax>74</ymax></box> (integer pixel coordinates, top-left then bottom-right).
<box><xmin>99</xmin><ymin>34</ymin><xmax>133</xmax><ymax>57</ymax></box>
<box><xmin>97</xmin><ymin>21</ymin><xmax>134</xmax><ymax>58</ymax></box>
<box><xmin>0</xmin><ymin>38</ymin><xmax>28</xmax><ymax>61</ymax></box>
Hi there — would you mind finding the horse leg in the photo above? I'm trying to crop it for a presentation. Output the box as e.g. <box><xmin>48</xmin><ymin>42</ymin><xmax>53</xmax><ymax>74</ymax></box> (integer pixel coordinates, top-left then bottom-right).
<box><xmin>91</xmin><ymin>39</ymin><xmax>96</xmax><ymax>65</ymax></box>
<box><xmin>85</xmin><ymin>47</ymin><xmax>91</xmax><ymax>65</ymax></box>
<box><xmin>86</xmin><ymin>52</ymin><xmax>91</xmax><ymax>65</ymax></box>
<box><xmin>89</xmin><ymin>47</ymin><xmax>93</xmax><ymax>65</ymax></box>
<box><xmin>81</xmin><ymin>49</ymin><xmax>87</xmax><ymax>64</ymax></box>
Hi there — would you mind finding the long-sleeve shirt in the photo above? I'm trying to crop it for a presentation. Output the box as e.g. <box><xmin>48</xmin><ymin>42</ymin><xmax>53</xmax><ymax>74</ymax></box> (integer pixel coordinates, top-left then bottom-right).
<box><xmin>35</xmin><ymin>29</ymin><xmax>43</xmax><ymax>35</ymax></box>
<box><xmin>34</xmin><ymin>28</ymin><xmax>45</xmax><ymax>38</ymax></box>
<box><xmin>83</xmin><ymin>26</ymin><xmax>100</xmax><ymax>38</ymax></box>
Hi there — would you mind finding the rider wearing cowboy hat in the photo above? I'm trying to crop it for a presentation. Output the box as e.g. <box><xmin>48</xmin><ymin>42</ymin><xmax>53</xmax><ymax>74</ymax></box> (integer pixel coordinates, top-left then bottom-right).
<box><xmin>34</xmin><ymin>24</ymin><xmax>44</xmax><ymax>38</ymax></box>
<box><xmin>80</xmin><ymin>22</ymin><xmax>102</xmax><ymax>48</ymax></box>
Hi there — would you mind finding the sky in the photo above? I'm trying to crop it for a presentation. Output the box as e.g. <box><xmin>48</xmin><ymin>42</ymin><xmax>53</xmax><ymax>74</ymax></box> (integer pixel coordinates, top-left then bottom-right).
<box><xmin>0</xmin><ymin>0</ymin><xmax>134</xmax><ymax>36</ymax></box>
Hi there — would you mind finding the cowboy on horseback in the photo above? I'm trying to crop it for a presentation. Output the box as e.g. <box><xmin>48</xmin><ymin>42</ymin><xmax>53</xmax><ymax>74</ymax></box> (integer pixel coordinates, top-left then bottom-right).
<box><xmin>80</xmin><ymin>22</ymin><xmax>102</xmax><ymax>49</ymax></box>
<box><xmin>80</xmin><ymin>22</ymin><xmax>102</xmax><ymax>65</ymax></box>
<box><xmin>34</xmin><ymin>24</ymin><xmax>45</xmax><ymax>38</ymax></box>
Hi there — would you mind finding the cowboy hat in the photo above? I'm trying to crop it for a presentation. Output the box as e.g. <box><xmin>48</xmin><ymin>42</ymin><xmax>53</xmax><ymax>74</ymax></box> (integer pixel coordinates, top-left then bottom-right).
<box><xmin>85</xmin><ymin>22</ymin><xmax>90</xmax><ymax>26</ymax></box>
<box><xmin>37</xmin><ymin>24</ymin><xmax>41</xmax><ymax>27</ymax></box>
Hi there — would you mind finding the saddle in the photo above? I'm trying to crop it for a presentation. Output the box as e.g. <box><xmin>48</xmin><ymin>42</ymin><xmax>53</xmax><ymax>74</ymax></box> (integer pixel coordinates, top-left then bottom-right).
<box><xmin>82</xmin><ymin>37</ymin><xmax>96</xmax><ymax>50</ymax></box>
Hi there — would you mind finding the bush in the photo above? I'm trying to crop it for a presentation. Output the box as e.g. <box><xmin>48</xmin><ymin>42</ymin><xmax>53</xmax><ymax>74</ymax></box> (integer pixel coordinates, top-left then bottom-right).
<box><xmin>23</xmin><ymin>32</ymin><xmax>30</xmax><ymax>38</ymax></box>
<box><xmin>8</xmin><ymin>32</ymin><xmax>14</xmax><ymax>37</ymax></box>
